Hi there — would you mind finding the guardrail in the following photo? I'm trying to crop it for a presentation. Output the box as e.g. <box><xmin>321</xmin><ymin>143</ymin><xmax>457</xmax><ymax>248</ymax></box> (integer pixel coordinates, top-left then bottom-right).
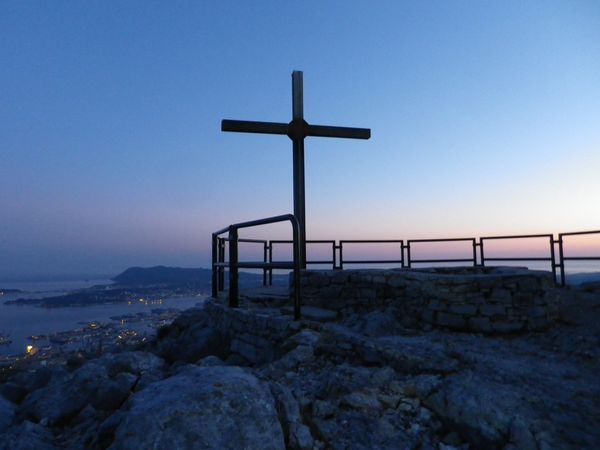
<box><xmin>259</xmin><ymin>231</ymin><xmax>600</xmax><ymax>287</ymax></box>
<box><xmin>559</xmin><ymin>230</ymin><xmax>600</xmax><ymax>286</ymax></box>
<box><xmin>479</xmin><ymin>234</ymin><xmax>557</xmax><ymax>282</ymax></box>
<box><xmin>212</xmin><ymin>228</ymin><xmax>599</xmax><ymax>299</ymax></box>
<box><xmin>212</xmin><ymin>214</ymin><xmax>302</xmax><ymax>319</ymax></box>
<box><xmin>406</xmin><ymin>238</ymin><xmax>476</xmax><ymax>267</ymax></box>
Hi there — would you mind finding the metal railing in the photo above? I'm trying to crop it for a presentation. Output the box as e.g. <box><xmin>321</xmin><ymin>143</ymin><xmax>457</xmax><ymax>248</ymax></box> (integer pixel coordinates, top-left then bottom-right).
<box><xmin>558</xmin><ymin>230</ymin><xmax>600</xmax><ymax>286</ymax></box>
<box><xmin>406</xmin><ymin>238</ymin><xmax>477</xmax><ymax>267</ymax></box>
<box><xmin>480</xmin><ymin>234</ymin><xmax>557</xmax><ymax>281</ymax></box>
<box><xmin>212</xmin><ymin>214</ymin><xmax>302</xmax><ymax>319</ymax></box>
<box><xmin>212</xmin><ymin>228</ymin><xmax>599</xmax><ymax>303</ymax></box>
<box><xmin>339</xmin><ymin>240</ymin><xmax>404</xmax><ymax>269</ymax></box>
<box><xmin>269</xmin><ymin>240</ymin><xmax>336</xmax><ymax>284</ymax></box>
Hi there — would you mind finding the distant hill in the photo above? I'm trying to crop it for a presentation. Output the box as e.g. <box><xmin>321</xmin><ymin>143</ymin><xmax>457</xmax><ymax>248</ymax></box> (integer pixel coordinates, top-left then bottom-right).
<box><xmin>113</xmin><ymin>266</ymin><xmax>211</xmax><ymax>286</ymax></box>
<box><xmin>565</xmin><ymin>272</ymin><xmax>600</xmax><ymax>286</ymax></box>
<box><xmin>112</xmin><ymin>266</ymin><xmax>287</xmax><ymax>288</ymax></box>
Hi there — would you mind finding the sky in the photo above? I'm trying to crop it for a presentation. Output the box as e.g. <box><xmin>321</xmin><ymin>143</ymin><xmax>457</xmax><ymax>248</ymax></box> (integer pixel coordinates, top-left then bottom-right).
<box><xmin>1</xmin><ymin>1</ymin><xmax>599</xmax><ymax>279</ymax></box>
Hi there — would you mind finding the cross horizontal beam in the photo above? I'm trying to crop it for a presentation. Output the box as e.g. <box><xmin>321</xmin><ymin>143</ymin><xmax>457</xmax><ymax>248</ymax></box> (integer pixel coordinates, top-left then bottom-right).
<box><xmin>221</xmin><ymin>120</ymin><xmax>289</xmax><ymax>135</ymax></box>
<box><xmin>221</xmin><ymin>119</ymin><xmax>370</xmax><ymax>140</ymax></box>
<box><xmin>306</xmin><ymin>124</ymin><xmax>370</xmax><ymax>139</ymax></box>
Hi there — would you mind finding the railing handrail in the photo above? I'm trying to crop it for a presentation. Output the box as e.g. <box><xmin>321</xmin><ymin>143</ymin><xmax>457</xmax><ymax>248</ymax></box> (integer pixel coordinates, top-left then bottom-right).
<box><xmin>212</xmin><ymin>228</ymin><xmax>599</xmax><ymax>307</ymax></box>
<box><xmin>260</xmin><ymin>230</ymin><xmax>599</xmax><ymax>287</ymax></box>
<box><xmin>212</xmin><ymin>214</ymin><xmax>302</xmax><ymax>320</ymax></box>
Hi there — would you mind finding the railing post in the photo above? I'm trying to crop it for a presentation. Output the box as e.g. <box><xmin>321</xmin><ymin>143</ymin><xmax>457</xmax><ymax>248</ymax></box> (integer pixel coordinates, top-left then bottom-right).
<box><xmin>268</xmin><ymin>242</ymin><xmax>273</xmax><ymax>286</ymax></box>
<box><xmin>263</xmin><ymin>241</ymin><xmax>268</xmax><ymax>286</ymax></box>
<box><xmin>472</xmin><ymin>239</ymin><xmax>477</xmax><ymax>267</ymax></box>
<box><xmin>211</xmin><ymin>233</ymin><xmax>218</xmax><ymax>298</ymax></box>
<box><xmin>400</xmin><ymin>241</ymin><xmax>404</xmax><ymax>268</ymax></box>
<box><xmin>339</xmin><ymin>242</ymin><xmax>344</xmax><ymax>270</ymax></box>
<box><xmin>332</xmin><ymin>241</ymin><xmax>337</xmax><ymax>270</ymax></box>
<box><xmin>291</xmin><ymin>218</ymin><xmax>302</xmax><ymax>320</ymax></box>
<box><xmin>479</xmin><ymin>239</ymin><xmax>485</xmax><ymax>267</ymax></box>
<box><xmin>407</xmin><ymin>242</ymin><xmax>412</xmax><ymax>268</ymax></box>
<box><xmin>550</xmin><ymin>235</ymin><xmax>558</xmax><ymax>286</ymax></box>
<box><xmin>559</xmin><ymin>234</ymin><xmax>566</xmax><ymax>287</ymax></box>
<box><xmin>218</xmin><ymin>238</ymin><xmax>225</xmax><ymax>291</ymax></box>
<box><xmin>401</xmin><ymin>242</ymin><xmax>406</xmax><ymax>268</ymax></box>
<box><xmin>229</xmin><ymin>227</ymin><xmax>239</xmax><ymax>308</ymax></box>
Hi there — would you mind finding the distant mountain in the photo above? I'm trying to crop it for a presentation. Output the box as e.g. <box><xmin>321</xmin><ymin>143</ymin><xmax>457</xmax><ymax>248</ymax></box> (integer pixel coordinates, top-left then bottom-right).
<box><xmin>113</xmin><ymin>266</ymin><xmax>212</xmax><ymax>287</ymax></box>
<box><xmin>112</xmin><ymin>266</ymin><xmax>288</xmax><ymax>288</ymax></box>
<box><xmin>565</xmin><ymin>272</ymin><xmax>600</xmax><ymax>286</ymax></box>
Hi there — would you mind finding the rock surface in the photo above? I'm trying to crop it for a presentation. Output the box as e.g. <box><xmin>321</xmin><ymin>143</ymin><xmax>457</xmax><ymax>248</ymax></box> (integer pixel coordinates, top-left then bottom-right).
<box><xmin>1</xmin><ymin>280</ymin><xmax>599</xmax><ymax>450</ymax></box>
<box><xmin>109</xmin><ymin>365</ymin><xmax>285</xmax><ymax>450</ymax></box>
<box><xmin>0</xmin><ymin>395</ymin><xmax>15</xmax><ymax>432</ymax></box>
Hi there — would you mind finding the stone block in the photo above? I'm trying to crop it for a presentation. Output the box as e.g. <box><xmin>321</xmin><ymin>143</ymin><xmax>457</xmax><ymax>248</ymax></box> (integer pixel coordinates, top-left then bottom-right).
<box><xmin>450</xmin><ymin>283</ymin><xmax>477</xmax><ymax>294</ymax></box>
<box><xmin>465</xmin><ymin>293</ymin><xmax>485</xmax><ymax>304</ymax></box>
<box><xmin>527</xmin><ymin>306</ymin><xmax>548</xmax><ymax>318</ymax></box>
<box><xmin>489</xmin><ymin>288</ymin><xmax>512</xmax><ymax>303</ymax></box>
<box><xmin>527</xmin><ymin>316</ymin><xmax>551</xmax><ymax>331</ymax></box>
<box><xmin>477</xmin><ymin>277</ymin><xmax>497</xmax><ymax>290</ymax></box>
<box><xmin>435</xmin><ymin>312</ymin><xmax>466</xmax><ymax>329</ymax></box>
<box><xmin>449</xmin><ymin>304</ymin><xmax>478</xmax><ymax>315</ymax></box>
<box><xmin>350</xmin><ymin>273</ymin><xmax>372</xmax><ymax>283</ymax></box>
<box><xmin>230</xmin><ymin>338</ymin><xmax>257</xmax><ymax>362</ymax></box>
<box><xmin>512</xmin><ymin>292</ymin><xmax>535</xmax><ymax>306</ymax></box>
<box><xmin>427</xmin><ymin>300</ymin><xmax>447</xmax><ymax>311</ymax></box>
<box><xmin>468</xmin><ymin>316</ymin><xmax>491</xmax><ymax>333</ymax></box>
<box><xmin>332</xmin><ymin>271</ymin><xmax>349</xmax><ymax>284</ymax></box>
<box><xmin>388</xmin><ymin>275</ymin><xmax>408</xmax><ymax>288</ymax></box>
<box><xmin>359</xmin><ymin>288</ymin><xmax>376</xmax><ymax>300</ymax></box>
<box><xmin>368</xmin><ymin>274</ymin><xmax>384</xmax><ymax>284</ymax></box>
<box><xmin>421</xmin><ymin>309</ymin><xmax>434</xmax><ymax>323</ymax></box>
<box><xmin>309</xmin><ymin>272</ymin><xmax>330</xmax><ymax>287</ymax></box>
<box><xmin>480</xmin><ymin>304</ymin><xmax>506</xmax><ymax>317</ymax></box>
<box><xmin>491</xmin><ymin>320</ymin><xmax>524</xmax><ymax>333</ymax></box>
<box><xmin>517</xmin><ymin>277</ymin><xmax>539</xmax><ymax>293</ymax></box>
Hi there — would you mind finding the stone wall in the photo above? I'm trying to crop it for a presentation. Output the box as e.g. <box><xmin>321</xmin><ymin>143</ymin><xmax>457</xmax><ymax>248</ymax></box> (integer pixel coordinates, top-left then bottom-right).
<box><xmin>299</xmin><ymin>267</ymin><xmax>560</xmax><ymax>333</ymax></box>
<box><xmin>201</xmin><ymin>302</ymin><xmax>301</xmax><ymax>364</ymax></box>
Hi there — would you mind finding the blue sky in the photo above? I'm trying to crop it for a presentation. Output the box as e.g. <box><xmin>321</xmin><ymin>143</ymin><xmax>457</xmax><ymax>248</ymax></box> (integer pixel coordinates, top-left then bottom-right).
<box><xmin>1</xmin><ymin>1</ymin><xmax>599</xmax><ymax>278</ymax></box>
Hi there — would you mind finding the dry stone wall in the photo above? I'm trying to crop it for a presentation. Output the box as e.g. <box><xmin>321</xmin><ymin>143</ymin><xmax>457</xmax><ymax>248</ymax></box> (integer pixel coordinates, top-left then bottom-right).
<box><xmin>201</xmin><ymin>302</ymin><xmax>301</xmax><ymax>364</ymax></box>
<box><xmin>299</xmin><ymin>267</ymin><xmax>560</xmax><ymax>333</ymax></box>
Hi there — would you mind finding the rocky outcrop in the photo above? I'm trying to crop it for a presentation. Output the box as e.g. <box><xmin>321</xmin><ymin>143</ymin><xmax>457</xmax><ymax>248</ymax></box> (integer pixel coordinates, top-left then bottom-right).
<box><xmin>109</xmin><ymin>365</ymin><xmax>285</xmax><ymax>450</ymax></box>
<box><xmin>1</xmin><ymin>285</ymin><xmax>599</xmax><ymax>450</ymax></box>
<box><xmin>0</xmin><ymin>395</ymin><xmax>15</xmax><ymax>432</ymax></box>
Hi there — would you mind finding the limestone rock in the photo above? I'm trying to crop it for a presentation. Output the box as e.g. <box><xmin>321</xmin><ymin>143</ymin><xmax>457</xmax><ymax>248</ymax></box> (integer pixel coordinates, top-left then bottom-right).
<box><xmin>99</xmin><ymin>350</ymin><xmax>167</xmax><ymax>377</ymax></box>
<box><xmin>423</xmin><ymin>372</ymin><xmax>527</xmax><ymax>448</ymax></box>
<box><xmin>109</xmin><ymin>365</ymin><xmax>285</xmax><ymax>450</ymax></box>
<box><xmin>91</xmin><ymin>372</ymin><xmax>138</xmax><ymax>411</ymax></box>
<box><xmin>10</xmin><ymin>366</ymin><xmax>67</xmax><ymax>395</ymax></box>
<box><xmin>0</xmin><ymin>420</ymin><xmax>59</xmax><ymax>450</ymax></box>
<box><xmin>20</xmin><ymin>362</ymin><xmax>110</xmax><ymax>425</ymax></box>
<box><xmin>0</xmin><ymin>382</ymin><xmax>27</xmax><ymax>404</ymax></box>
<box><xmin>0</xmin><ymin>395</ymin><xmax>16</xmax><ymax>432</ymax></box>
<box><xmin>157</xmin><ymin>324</ymin><xmax>229</xmax><ymax>363</ymax></box>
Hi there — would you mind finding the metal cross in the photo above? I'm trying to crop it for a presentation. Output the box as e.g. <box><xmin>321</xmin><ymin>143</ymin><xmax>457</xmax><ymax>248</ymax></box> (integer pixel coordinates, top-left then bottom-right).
<box><xmin>221</xmin><ymin>71</ymin><xmax>371</xmax><ymax>268</ymax></box>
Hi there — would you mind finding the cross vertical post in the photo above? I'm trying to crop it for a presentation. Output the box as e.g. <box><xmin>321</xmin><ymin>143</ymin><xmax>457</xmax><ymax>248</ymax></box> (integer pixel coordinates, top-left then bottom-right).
<box><xmin>291</xmin><ymin>71</ymin><xmax>306</xmax><ymax>267</ymax></box>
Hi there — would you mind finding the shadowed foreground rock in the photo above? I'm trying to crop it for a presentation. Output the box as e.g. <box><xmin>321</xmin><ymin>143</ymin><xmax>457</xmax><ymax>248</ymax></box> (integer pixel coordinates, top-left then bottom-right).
<box><xmin>0</xmin><ymin>280</ymin><xmax>599</xmax><ymax>449</ymax></box>
<box><xmin>109</xmin><ymin>365</ymin><xmax>285</xmax><ymax>450</ymax></box>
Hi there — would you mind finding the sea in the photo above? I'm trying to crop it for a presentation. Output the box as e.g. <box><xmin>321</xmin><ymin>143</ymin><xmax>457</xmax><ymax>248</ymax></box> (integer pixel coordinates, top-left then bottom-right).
<box><xmin>0</xmin><ymin>279</ymin><xmax>207</xmax><ymax>356</ymax></box>
<box><xmin>1</xmin><ymin>261</ymin><xmax>599</xmax><ymax>357</ymax></box>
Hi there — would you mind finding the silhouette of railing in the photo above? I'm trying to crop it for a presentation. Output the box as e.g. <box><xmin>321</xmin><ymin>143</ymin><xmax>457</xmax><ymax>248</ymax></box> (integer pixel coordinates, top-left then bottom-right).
<box><xmin>406</xmin><ymin>238</ymin><xmax>477</xmax><ymax>267</ymax></box>
<box><xmin>479</xmin><ymin>234</ymin><xmax>558</xmax><ymax>282</ymax></box>
<box><xmin>212</xmin><ymin>214</ymin><xmax>302</xmax><ymax>319</ymax></box>
<box><xmin>558</xmin><ymin>230</ymin><xmax>600</xmax><ymax>286</ymax></box>
<box><xmin>246</xmin><ymin>230</ymin><xmax>600</xmax><ymax>287</ymax></box>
